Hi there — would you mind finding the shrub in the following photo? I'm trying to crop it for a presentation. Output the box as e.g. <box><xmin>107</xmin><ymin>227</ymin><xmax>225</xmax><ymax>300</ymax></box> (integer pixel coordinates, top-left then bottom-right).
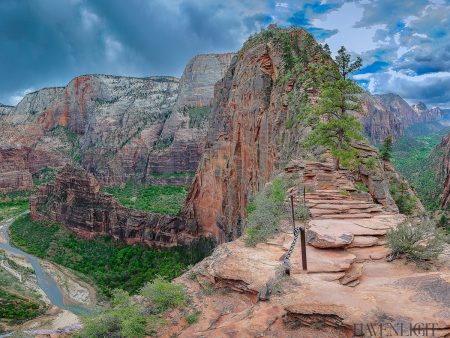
<box><xmin>365</xmin><ymin>157</ymin><xmax>377</xmax><ymax>171</ymax></box>
<box><xmin>294</xmin><ymin>204</ymin><xmax>310</xmax><ymax>223</ymax></box>
<box><xmin>78</xmin><ymin>289</ymin><xmax>147</xmax><ymax>338</ymax></box>
<box><xmin>244</xmin><ymin>178</ymin><xmax>286</xmax><ymax>246</ymax></box>
<box><xmin>185</xmin><ymin>309</ymin><xmax>201</xmax><ymax>325</ymax></box>
<box><xmin>385</xmin><ymin>220</ymin><xmax>445</xmax><ymax>267</ymax></box>
<box><xmin>389</xmin><ymin>181</ymin><xmax>416</xmax><ymax>215</ymax></box>
<box><xmin>140</xmin><ymin>277</ymin><xmax>187</xmax><ymax>312</ymax></box>
<box><xmin>355</xmin><ymin>182</ymin><xmax>369</xmax><ymax>193</ymax></box>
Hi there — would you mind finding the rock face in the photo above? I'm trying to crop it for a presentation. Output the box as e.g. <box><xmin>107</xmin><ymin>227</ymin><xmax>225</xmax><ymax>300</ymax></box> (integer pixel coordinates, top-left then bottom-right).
<box><xmin>176</xmin><ymin>53</ymin><xmax>235</xmax><ymax>107</ymax></box>
<box><xmin>412</xmin><ymin>101</ymin><xmax>445</xmax><ymax>122</ymax></box>
<box><xmin>434</xmin><ymin>132</ymin><xmax>450</xmax><ymax>207</ymax></box>
<box><xmin>0</xmin><ymin>54</ymin><xmax>234</xmax><ymax>191</ymax></box>
<box><xmin>30</xmin><ymin>165</ymin><xmax>192</xmax><ymax>246</ymax></box>
<box><xmin>183</xmin><ymin>28</ymin><xmax>332</xmax><ymax>242</ymax></box>
<box><xmin>0</xmin><ymin>147</ymin><xmax>33</xmax><ymax>192</ymax></box>
<box><xmin>361</xmin><ymin>94</ymin><xmax>446</xmax><ymax>143</ymax></box>
<box><xmin>359</xmin><ymin>94</ymin><xmax>404</xmax><ymax>144</ymax></box>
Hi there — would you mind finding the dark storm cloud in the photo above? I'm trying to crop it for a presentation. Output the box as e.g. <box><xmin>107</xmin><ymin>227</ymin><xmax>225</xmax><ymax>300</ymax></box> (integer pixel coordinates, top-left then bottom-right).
<box><xmin>1</xmin><ymin>0</ymin><xmax>449</xmax><ymax>107</ymax></box>
<box><xmin>0</xmin><ymin>0</ymin><xmax>270</xmax><ymax>104</ymax></box>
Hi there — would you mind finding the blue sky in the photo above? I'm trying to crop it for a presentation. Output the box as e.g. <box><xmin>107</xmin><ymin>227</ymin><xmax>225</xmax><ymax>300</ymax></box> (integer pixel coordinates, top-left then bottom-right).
<box><xmin>0</xmin><ymin>0</ymin><xmax>449</xmax><ymax>108</ymax></box>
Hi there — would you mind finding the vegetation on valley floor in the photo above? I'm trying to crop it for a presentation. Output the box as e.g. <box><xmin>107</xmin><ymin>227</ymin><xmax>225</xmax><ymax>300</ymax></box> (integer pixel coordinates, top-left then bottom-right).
<box><xmin>0</xmin><ymin>250</ymin><xmax>46</xmax><ymax>323</ymax></box>
<box><xmin>102</xmin><ymin>181</ymin><xmax>189</xmax><ymax>215</ymax></box>
<box><xmin>9</xmin><ymin>214</ymin><xmax>214</xmax><ymax>297</ymax></box>
<box><xmin>391</xmin><ymin>124</ymin><xmax>450</xmax><ymax>211</ymax></box>
<box><xmin>0</xmin><ymin>191</ymin><xmax>30</xmax><ymax>222</ymax></box>
<box><xmin>78</xmin><ymin>277</ymin><xmax>192</xmax><ymax>338</ymax></box>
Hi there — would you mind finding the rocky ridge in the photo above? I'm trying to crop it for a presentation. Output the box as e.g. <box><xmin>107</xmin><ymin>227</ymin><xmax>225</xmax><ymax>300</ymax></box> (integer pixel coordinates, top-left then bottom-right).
<box><xmin>0</xmin><ymin>53</ymin><xmax>234</xmax><ymax>191</ymax></box>
<box><xmin>182</xmin><ymin>28</ymin><xmax>405</xmax><ymax>243</ymax></box>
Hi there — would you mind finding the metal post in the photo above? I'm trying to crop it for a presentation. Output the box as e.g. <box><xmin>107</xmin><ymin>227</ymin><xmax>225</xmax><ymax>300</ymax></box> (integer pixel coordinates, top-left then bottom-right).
<box><xmin>290</xmin><ymin>195</ymin><xmax>307</xmax><ymax>271</ymax></box>
<box><xmin>300</xmin><ymin>227</ymin><xmax>307</xmax><ymax>271</ymax></box>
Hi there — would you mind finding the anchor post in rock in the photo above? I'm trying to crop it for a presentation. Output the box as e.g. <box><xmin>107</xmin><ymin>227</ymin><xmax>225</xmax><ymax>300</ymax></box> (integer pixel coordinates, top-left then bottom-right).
<box><xmin>289</xmin><ymin>194</ymin><xmax>307</xmax><ymax>271</ymax></box>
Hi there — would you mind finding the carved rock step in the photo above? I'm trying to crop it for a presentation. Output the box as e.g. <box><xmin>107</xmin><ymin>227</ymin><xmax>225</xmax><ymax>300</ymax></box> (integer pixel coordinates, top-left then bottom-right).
<box><xmin>290</xmin><ymin>245</ymin><xmax>357</xmax><ymax>273</ymax></box>
<box><xmin>313</xmin><ymin>213</ymin><xmax>377</xmax><ymax>219</ymax></box>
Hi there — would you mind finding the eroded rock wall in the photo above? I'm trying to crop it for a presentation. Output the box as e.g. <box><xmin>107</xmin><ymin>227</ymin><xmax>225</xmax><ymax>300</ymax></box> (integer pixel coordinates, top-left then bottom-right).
<box><xmin>0</xmin><ymin>54</ymin><xmax>234</xmax><ymax>191</ymax></box>
<box><xmin>30</xmin><ymin>165</ymin><xmax>193</xmax><ymax>246</ymax></box>
<box><xmin>434</xmin><ymin>133</ymin><xmax>450</xmax><ymax>208</ymax></box>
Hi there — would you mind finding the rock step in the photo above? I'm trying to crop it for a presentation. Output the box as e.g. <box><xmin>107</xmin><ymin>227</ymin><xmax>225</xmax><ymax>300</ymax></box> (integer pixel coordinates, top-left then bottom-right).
<box><xmin>310</xmin><ymin>209</ymin><xmax>383</xmax><ymax>217</ymax></box>
<box><xmin>313</xmin><ymin>213</ymin><xmax>376</xmax><ymax>219</ymax></box>
<box><xmin>306</xmin><ymin>199</ymin><xmax>377</xmax><ymax>205</ymax></box>
<box><xmin>308</xmin><ymin>203</ymin><xmax>383</xmax><ymax>210</ymax></box>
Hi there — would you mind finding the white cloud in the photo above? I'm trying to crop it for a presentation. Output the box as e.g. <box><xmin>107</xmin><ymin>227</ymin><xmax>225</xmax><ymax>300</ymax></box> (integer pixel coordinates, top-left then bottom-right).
<box><xmin>104</xmin><ymin>36</ymin><xmax>124</xmax><ymax>62</ymax></box>
<box><xmin>81</xmin><ymin>8</ymin><xmax>100</xmax><ymax>31</ymax></box>
<box><xmin>312</xmin><ymin>2</ymin><xmax>384</xmax><ymax>54</ymax></box>
<box><xmin>8</xmin><ymin>88</ymin><xmax>34</xmax><ymax>106</ymax></box>
<box><xmin>275</xmin><ymin>2</ymin><xmax>288</xmax><ymax>8</ymax></box>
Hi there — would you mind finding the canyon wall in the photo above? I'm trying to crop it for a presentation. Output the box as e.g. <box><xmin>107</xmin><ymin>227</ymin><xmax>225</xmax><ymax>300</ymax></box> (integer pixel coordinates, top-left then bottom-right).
<box><xmin>434</xmin><ymin>133</ymin><xmax>450</xmax><ymax>208</ymax></box>
<box><xmin>0</xmin><ymin>53</ymin><xmax>234</xmax><ymax>191</ymax></box>
<box><xmin>361</xmin><ymin>94</ymin><xmax>446</xmax><ymax>143</ymax></box>
<box><xmin>30</xmin><ymin>165</ymin><xmax>193</xmax><ymax>246</ymax></box>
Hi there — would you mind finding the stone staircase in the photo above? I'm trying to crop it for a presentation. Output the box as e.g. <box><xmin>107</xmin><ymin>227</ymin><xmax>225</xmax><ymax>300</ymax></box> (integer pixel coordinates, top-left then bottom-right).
<box><xmin>286</xmin><ymin>160</ymin><xmax>405</xmax><ymax>287</ymax></box>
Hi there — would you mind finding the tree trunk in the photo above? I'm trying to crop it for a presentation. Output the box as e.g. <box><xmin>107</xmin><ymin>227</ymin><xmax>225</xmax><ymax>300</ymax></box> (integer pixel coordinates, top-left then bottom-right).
<box><xmin>335</xmin><ymin>157</ymin><xmax>340</xmax><ymax>170</ymax></box>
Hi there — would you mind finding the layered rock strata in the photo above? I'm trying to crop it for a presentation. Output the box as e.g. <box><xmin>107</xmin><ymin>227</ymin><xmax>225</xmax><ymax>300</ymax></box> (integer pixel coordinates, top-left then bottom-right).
<box><xmin>435</xmin><ymin>133</ymin><xmax>450</xmax><ymax>207</ymax></box>
<box><xmin>0</xmin><ymin>53</ymin><xmax>234</xmax><ymax>191</ymax></box>
<box><xmin>30</xmin><ymin>165</ymin><xmax>192</xmax><ymax>246</ymax></box>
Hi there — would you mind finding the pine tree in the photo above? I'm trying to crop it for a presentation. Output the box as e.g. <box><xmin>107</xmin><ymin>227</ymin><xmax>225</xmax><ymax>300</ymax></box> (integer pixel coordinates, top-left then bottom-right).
<box><xmin>306</xmin><ymin>46</ymin><xmax>364</xmax><ymax>169</ymax></box>
<box><xmin>380</xmin><ymin>135</ymin><xmax>393</xmax><ymax>161</ymax></box>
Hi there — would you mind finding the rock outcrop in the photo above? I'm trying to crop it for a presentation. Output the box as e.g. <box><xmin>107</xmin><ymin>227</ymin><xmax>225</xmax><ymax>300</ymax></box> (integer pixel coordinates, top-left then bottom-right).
<box><xmin>412</xmin><ymin>102</ymin><xmax>445</xmax><ymax>122</ymax></box>
<box><xmin>0</xmin><ymin>54</ymin><xmax>234</xmax><ymax>191</ymax></box>
<box><xmin>30</xmin><ymin>165</ymin><xmax>193</xmax><ymax>246</ymax></box>
<box><xmin>361</xmin><ymin>94</ymin><xmax>447</xmax><ymax>143</ymax></box>
<box><xmin>182</xmin><ymin>28</ymin><xmax>403</xmax><ymax>243</ymax></box>
<box><xmin>359</xmin><ymin>94</ymin><xmax>404</xmax><ymax>144</ymax></box>
<box><xmin>434</xmin><ymin>132</ymin><xmax>450</xmax><ymax>208</ymax></box>
<box><xmin>166</xmin><ymin>161</ymin><xmax>450</xmax><ymax>338</ymax></box>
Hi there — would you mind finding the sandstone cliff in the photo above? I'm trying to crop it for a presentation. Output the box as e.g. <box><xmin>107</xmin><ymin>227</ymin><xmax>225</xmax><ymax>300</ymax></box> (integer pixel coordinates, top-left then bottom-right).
<box><xmin>0</xmin><ymin>53</ymin><xmax>234</xmax><ymax>191</ymax></box>
<box><xmin>433</xmin><ymin>132</ymin><xmax>450</xmax><ymax>208</ymax></box>
<box><xmin>182</xmin><ymin>28</ymin><xmax>401</xmax><ymax>243</ymax></box>
<box><xmin>361</xmin><ymin>94</ymin><xmax>446</xmax><ymax>143</ymax></box>
<box><xmin>30</xmin><ymin>165</ymin><xmax>192</xmax><ymax>246</ymax></box>
<box><xmin>412</xmin><ymin>101</ymin><xmax>445</xmax><ymax>122</ymax></box>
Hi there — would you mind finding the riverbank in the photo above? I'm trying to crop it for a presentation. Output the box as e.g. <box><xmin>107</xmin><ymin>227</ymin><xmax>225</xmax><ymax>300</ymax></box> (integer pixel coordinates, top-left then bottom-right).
<box><xmin>0</xmin><ymin>214</ymin><xmax>97</xmax><ymax>336</ymax></box>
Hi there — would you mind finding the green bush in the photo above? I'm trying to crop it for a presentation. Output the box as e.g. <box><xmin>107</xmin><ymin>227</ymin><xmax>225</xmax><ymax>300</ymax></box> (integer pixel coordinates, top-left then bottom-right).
<box><xmin>245</xmin><ymin>177</ymin><xmax>286</xmax><ymax>246</ymax></box>
<box><xmin>355</xmin><ymin>182</ymin><xmax>369</xmax><ymax>193</ymax></box>
<box><xmin>79</xmin><ymin>277</ymin><xmax>188</xmax><ymax>337</ymax></box>
<box><xmin>389</xmin><ymin>181</ymin><xmax>416</xmax><ymax>215</ymax></box>
<box><xmin>385</xmin><ymin>221</ymin><xmax>445</xmax><ymax>267</ymax></box>
<box><xmin>294</xmin><ymin>204</ymin><xmax>310</xmax><ymax>223</ymax></box>
<box><xmin>140</xmin><ymin>276</ymin><xmax>187</xmax><ymax>312</ymax></box>
<box><xmin>185</xmin><ymin>309</ymin><xmax>201</xmax><ymax>325</ymax></box>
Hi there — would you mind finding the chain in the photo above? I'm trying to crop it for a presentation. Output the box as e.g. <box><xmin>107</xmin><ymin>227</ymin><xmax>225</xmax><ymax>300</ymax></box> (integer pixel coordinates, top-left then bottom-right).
<box><xmin>283</xmin><ymin>227</ymin><xmax>301</xmax><ymax>269</ymax></box>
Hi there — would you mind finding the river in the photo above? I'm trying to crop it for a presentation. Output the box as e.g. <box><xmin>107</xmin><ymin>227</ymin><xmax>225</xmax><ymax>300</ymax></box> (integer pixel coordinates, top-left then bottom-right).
<box><xmin>0</xmin><ymin>213</ymin><xmax>93</xmax><ymax>316</ymax></box>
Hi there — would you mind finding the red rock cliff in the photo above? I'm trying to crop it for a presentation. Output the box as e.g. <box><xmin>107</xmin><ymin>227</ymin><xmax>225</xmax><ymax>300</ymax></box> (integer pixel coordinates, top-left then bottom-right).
<box><xmin>183</xmin><ymin>28</ymin><xmax>330</xmax><ymax>242</ymax></box>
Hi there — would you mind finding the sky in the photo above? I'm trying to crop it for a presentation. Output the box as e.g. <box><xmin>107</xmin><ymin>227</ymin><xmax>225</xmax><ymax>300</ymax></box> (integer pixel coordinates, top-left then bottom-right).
<box><xmin>0</xmin><ymin>0</ymin><xmax>449</xmax><ymax>108</ymax></box>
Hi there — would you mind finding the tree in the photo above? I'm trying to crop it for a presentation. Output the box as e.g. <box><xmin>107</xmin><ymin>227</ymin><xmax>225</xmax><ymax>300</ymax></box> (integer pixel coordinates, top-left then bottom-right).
<box><xmin>380</xmin><ymin>135</ymin><xmax>393</xmax><ymax>161</ymax></box>
<box><xmin>335</xmin><ymin>46</ymin><xmax>362</xmax><ymax>80</ymax></box>
<box><xmin>306</xmin><ymin>46</ymin><xmax>364</xmax><ymax>169</ymax></box>
<box><xmin>322</xmin><ymin>43</ymin><xmax>331</xmax><ymax>56</ymax></box>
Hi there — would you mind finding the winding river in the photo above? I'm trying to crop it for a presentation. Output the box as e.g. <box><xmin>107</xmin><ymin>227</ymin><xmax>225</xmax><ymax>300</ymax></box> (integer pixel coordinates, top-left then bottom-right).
<box><xmin>0</xmin><ymin>213</ymin><xmax>93</xmax><ymax>316</ymax></box>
